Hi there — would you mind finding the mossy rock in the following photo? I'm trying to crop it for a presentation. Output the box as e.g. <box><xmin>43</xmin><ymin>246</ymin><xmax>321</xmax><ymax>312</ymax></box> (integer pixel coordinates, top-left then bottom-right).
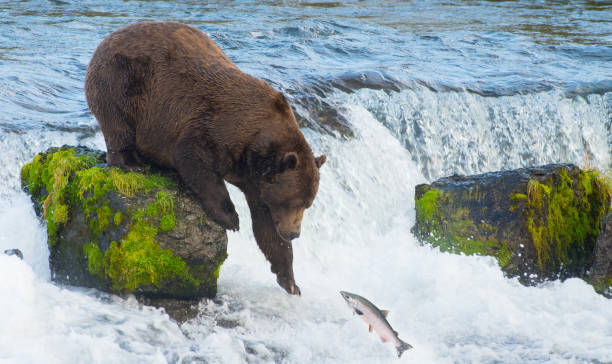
<box><xmin>412</xmin><ymin>164</ymin><xmax>611</xmax><ymax>291</ymax></box>
<box><xmin>21</xmin><ymin>146</ymin><xmax>227</xmax><ymax>299</ymax></box>
<box><xmin>590</xmin><ymin>213</ymin><xmax>612</xmax><ymax>297</ymax></box>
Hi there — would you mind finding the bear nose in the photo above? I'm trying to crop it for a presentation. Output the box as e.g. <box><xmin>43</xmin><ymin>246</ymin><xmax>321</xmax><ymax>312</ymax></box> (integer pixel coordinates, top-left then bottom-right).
<box><xmin>289</xmin><ymin>232</ymin><xmax>300</xmax><ymax>240</ymax></box>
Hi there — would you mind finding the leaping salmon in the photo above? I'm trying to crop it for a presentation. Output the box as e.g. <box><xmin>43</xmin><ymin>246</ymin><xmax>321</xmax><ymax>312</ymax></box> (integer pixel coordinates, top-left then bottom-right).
<box><xmin>340</xmin><ymin>291</ymin><xmax>413</xmax><ymax>358</ymax></box>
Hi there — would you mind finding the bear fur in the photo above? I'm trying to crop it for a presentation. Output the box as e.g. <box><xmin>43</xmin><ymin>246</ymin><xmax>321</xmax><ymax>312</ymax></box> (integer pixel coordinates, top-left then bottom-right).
<box><xmin>85</xmin><ymin>21</ymin><xmax>326</xmax><ymax>295</ymax></box>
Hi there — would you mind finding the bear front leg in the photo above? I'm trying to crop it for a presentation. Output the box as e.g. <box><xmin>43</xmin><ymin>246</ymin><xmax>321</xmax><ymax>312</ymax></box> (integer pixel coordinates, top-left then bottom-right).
<box><xmin>91</xmin><ymin>104</ymin><xmax>146</xmax><ymax>172</ymax></box>
<box><xmin>173</xmin><ymin>141</ymin><xmax>239</xmax><ymax>231</ymax></box>
<box><xmin>245</xmin><ymin>193</ymin><xmax>300</xmax><ymax>295</ymax></box>
<box><xmin>107</xmin><ymin>148</ymin><xmax>146</xmax><ymax>173</ymax></box>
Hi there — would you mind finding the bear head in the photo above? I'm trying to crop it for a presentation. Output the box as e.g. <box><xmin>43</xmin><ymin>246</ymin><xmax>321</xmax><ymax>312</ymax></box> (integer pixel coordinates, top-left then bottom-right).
<box><xmin>245</xmin><ymin>92</ymin><xmax>327</xmax><ymax>241</ymax></box>
<box><xmin>258</xmin><ymin>150</ymin><xmax>326</xmax><ymax>242</ymax></box>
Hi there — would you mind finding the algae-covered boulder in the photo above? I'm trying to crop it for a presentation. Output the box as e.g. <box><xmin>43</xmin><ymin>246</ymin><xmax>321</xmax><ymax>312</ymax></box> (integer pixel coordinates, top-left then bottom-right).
<box><xmin>412</xmin><ymin>164</ymin><xmax>610</xmax><ymax>287</ymax></box>
<box><xmin>590</xmin><ymin>213</ymin><xmax>612</xmax><ymax>297</ymax></box>
<box><xmin>21</xmin><ymin>146</ymin><xmax>227</xmax><ymax>298</ymax></box>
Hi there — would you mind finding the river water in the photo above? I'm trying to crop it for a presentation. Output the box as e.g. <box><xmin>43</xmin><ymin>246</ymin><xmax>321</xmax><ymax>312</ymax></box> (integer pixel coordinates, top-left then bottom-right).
<box><xmin>1</xmin><ymin>1</ymin><xmax>611</xmax><ymax>363</ymax></box>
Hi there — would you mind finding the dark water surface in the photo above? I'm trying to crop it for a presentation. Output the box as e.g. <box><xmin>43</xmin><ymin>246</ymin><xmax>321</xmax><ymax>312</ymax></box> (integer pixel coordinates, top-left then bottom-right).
<box><xmin>1</xmin><ymin>0</ymin><xmax>610</xmax><ymax>133</ymax></box>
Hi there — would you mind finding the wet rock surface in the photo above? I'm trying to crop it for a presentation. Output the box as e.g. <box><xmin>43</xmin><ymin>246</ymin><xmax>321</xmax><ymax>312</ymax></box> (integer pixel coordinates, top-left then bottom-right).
<box><xmin>21</xmin><ymin>146</ymin><xmax>227</xmax><ymax>299</ymax></box>
<box><xmin>413</xmin><ymin>164</ymin><xmax>611</xmax><ymax>290</ymax></box>
<box><xmin>141</xmin><ymin>297</ymin><xmax>202</xmax><ymax>323</ymax></box>
<box><xmin>590</xmin><ymin>213</ymin><xmax>612</xmax><ymax>297</ymax></box>
<box><xmin>3</xmin><ymin>249</ymin><xmax>23</xmax><ymax>259</ymax></box>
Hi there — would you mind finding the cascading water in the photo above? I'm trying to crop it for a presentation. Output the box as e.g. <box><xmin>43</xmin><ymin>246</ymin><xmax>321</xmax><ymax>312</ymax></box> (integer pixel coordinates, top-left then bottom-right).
<box><xmin>347</xmin><ymin>88</ymin><xmax>612</xmax><ymax>181</ymax></box>
<box><xmin>1</xmin><ymin>1</ymin><xmax>612</xmax><ymax>363</ymax></box>
<box><xmin>2</xmin><ymin>88</ymin><xmax>612</xmax><ymax>363</ymax></box>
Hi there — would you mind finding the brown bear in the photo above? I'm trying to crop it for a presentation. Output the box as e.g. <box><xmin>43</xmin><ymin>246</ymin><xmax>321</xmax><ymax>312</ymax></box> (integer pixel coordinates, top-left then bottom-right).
<box><xmin>85</xmin><ymin>21</ymin><xmax>326</xmax><ymax>295</ymax></box>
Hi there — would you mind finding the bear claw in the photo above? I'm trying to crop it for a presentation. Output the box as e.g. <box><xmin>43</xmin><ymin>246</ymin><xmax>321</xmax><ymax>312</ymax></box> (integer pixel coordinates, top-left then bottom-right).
<box><xmin>216</xmin><ymin>211</ymin><xmax>239</xmax><ymax>231</ymax></box>
<box><xmin>277</xmin><ymin>276</ymin><xmax>301</xmax><ymax>296</ymax></box>
<box><xmin>227</xmin><ymin>211</ymin><xmax>240</xmax><ymax>231</ymax></box>
<box><xmin>290</xmin><ymin>284</ymin><xmax>301</xmax><ymax>296</ymax></box>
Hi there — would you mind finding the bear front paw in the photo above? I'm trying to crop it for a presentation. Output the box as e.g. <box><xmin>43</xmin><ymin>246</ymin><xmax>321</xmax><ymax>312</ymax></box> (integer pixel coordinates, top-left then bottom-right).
<box><xmin>226</xmin><ymin>210</ymin><xmax>239</xmax><ymax>231</ymax></box>
<box><xmin>214</xmin><ymin>210</ymin><xmax>239</xmax><ymax>231</ymax></box>
<box><xmin>218</xmin><ymin>199</ymin><xmax>240</xmax><ymax>231</ymax></box>
<box><xmin>277</xmin><ymin>275</ymin><xmax>301</xmax><ymax>296</ymax></box>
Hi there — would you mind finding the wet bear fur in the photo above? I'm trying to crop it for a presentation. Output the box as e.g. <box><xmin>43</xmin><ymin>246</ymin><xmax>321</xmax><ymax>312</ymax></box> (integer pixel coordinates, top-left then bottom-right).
<box><xmin>85</xmin><ymin>21</ymin><xmax>326</xmax><ymax>295</ymax></box>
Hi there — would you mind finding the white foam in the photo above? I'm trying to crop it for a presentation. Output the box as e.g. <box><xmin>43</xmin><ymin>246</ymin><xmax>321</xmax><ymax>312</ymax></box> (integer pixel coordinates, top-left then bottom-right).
<box><xmin>1</xmin><ymin>95</ymin><xmax>612</xmax><ymax>363</ymax></box>
<box><xmin>0</xmin><ymin>193</ymin><xmax>50</xmax><ymax>278</ymax></box>
<box><xmin>0</xmin><ymin>255</ymin><xmax>190</xmax><ymax>364</ymax></box>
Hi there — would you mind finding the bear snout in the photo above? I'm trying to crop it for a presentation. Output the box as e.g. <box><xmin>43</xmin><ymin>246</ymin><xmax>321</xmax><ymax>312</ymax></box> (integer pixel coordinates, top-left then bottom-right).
<box><xmin>276</xmin><ymin>224</ymin><xmax>300</xmax><ymax>242</ymax></box>
<box><xmin>281</xmin><ymin>219</ymin><xmax>301</xmax><ymax>240</ymax></box>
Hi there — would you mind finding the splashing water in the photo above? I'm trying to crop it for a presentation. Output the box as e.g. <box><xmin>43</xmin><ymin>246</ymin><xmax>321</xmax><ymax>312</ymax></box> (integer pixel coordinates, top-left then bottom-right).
<box><xmin>1</xmin><ymin>97</ymin><xmax>612</xmax><ymax>363</ymax></box>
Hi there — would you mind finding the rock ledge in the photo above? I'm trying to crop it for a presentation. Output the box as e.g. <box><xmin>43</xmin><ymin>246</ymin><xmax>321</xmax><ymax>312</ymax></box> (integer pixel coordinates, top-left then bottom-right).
<box><xmin>21</xmin><ymin>146</ymin><xmax>227</xmax><ymax>298</ymax></box>
<box><xmin>413</xmin><ymin>164</ymin><xmax>611</xmax><ymax>293</ymax></box>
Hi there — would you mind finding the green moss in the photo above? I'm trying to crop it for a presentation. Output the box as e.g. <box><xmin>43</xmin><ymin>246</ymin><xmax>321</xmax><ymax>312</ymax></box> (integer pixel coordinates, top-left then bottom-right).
<box><xmin>72</xmin><ymin>162</ymin><xmax>178</xmax><ymax>239</ymax></box>
<box><xmin>84</xmin><ymin>241</ymin><xmax>104</xmax><ymax>277</ymax></box>
<box><xmin>194</xmin><ymin>252</ymin><xmax>227</xmax><ymax>291</ymax></box>
<box><xmin>96</xmin><ymin>202</ymin><xmax>113</xmax><ymax>235</ymax></box>
<box><xmin>79</xmin><ymin>181</ymin><xmax>190</xmax><ymax>293</ymax></box>
<box><xmin>592</xmin><ymin>278</ymin><xmax>612</xmax><ymax>298</ymax></box>
<box><xmin>416</xmin><ymin>189</ymin><xmax>439</xmax><ymax>223</ymax></box>
<box><xmin>145</xmin><ymin>204</ymin><xmax>158</xmax><ymax>218</ymax></box>
<box><xmin>46</xmin><ymin>215</ymin><xmax>59</xmax><ymax>242</ymax></box>
<box><xmin>520</xmin><ymin>168</ymin><xmax>610</xmax><ymax>274</ymax></box>
<box><xmin>211</xmin><ymin>254</ymin><xmax>226</xmax><ymax>282</ymax></box>
<box><xmin>103</xmin><ymin>218</ymin><xmax>199</xmax><ymax>292</ymax></box>
<box><xmin>76</xmin><ymin>167</ymin><xmax>174</xmax><ymax>214</ymax></box>
<box><xmin>77</xmin><ymin>167</ymin><xmax>175</xmax><ymax>199</ymax></box>
<box><xmin>496</xmin><ymin>243</ymin><xmax>513</xmax><ymax>268</ymax></box>
<box><xmin>146</xmin><ymin>191</ymin><xmax>176</xmax><ymax>232</ymax></box>
<box><xmin>159</xmin><ymin>214</ymin><xmax>176</xmax><ymax>232</ymax></box>
<box><xmin>83</xmin><ymin>212</ymin><xmax>200</xmax><ymax>293</ymax></box>
<box><xmin>154</xmin><ymin>191</ymin><xmax>174</xmax><ymax>211</ymax></box>
<box><xmin>113</xmin><ymin>212</ymin><xmax>123</xmax><ymax>226</ymax></box>
<box><xmin>53</xmin><ymin>203</ymin><xmax>69</xmax><ymax>224</ymax></box>
<box><xmin>415</xmin><ymin>188</ymin><xmax>509</xmax><ymax>266</ymax></box>
<box><xmin>20</xmin><ymin>147</ymin><xmax>98</xmax><ymax>246</ymax></box>
<box><xmin>510</xmin><ymin>193</ymin><xmax>527</xmax><ymax>202</ymax></box>
<box><xmin>77</xmin><ymin>172</ymin><xmax>187</xmax><ymax>292</ymax></box>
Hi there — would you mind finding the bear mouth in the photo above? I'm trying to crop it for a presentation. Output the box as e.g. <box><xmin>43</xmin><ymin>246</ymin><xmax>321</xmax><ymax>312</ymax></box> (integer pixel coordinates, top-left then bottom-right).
<box><xmin>277</xmin><ymin>230</ymin><xmax>292</xmax><ymax>243</ymax></box>
<box><xmin>274</xmin><ymin>224</ymin><xmax>292</xmax><ymax>243</ymax></box>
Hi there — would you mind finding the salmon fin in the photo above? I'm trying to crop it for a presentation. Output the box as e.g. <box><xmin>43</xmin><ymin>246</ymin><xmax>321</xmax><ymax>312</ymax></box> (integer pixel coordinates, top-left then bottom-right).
<box><xmin>381</xmin><ymin>310</ymin><xmax>390</xmax><ymax>317</ymax></box>
<box><xmin>397</xmin><ymin>339</ymin><xmax>413</xmax><ymax>358</ymax></box>
<box><xmin>368</xmin><ymin>325</ymin><xmax>373</xmax><ymax>333</ymax></box>
<box><xmin>380</xmin><ymin>335</ymin><xmax>389</xmax><ymax>343</ymax></box>
<box><xmin>393</xmin><ymin>330</ymin><xmax>398</xmax><ymax>336</ymax></box>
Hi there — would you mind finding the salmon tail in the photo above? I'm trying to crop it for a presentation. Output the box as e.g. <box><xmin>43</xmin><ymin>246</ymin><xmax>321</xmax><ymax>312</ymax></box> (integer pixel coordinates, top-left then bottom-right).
<box><xmin>397</xmin><ymin>340</ymin><xmax>413</xmax><ymax>358</ymax></box>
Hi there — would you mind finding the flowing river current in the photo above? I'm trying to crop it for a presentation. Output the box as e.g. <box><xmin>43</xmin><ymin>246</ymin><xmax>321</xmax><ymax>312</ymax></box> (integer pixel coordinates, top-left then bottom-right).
<box><xmin>1</xmin><ymin>1</ymin><xmax>611</xmax><ymax>363</ymax></box>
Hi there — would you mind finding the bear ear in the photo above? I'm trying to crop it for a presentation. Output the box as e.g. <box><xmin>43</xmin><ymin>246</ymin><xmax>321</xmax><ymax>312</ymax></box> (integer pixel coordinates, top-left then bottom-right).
<box><xmin>274</xmin><ymin>93</ymin><xmax>291</xmax><ymax>116</ymax></box>
<box><xmin>315</xmin><ymin>154</ymin><xmax>326</xmax><ymax>169</ymax></box>
<box><xmin>280</xmin><ymin>152</ymin><xmax>299</xmax><ymax>172</ymax></box>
